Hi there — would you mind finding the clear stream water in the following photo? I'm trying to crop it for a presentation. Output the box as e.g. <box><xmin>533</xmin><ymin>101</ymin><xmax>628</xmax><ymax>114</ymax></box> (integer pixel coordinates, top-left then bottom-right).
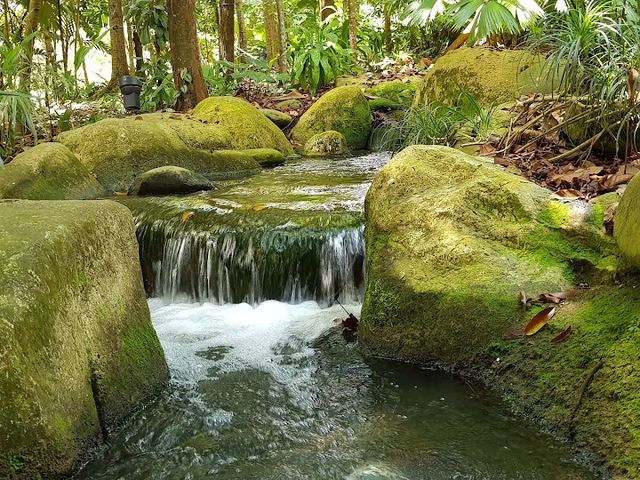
<box><xmin>74</xmin><ymin>154</ymin><xmax>598</xmax><ymax>479</ymax></box>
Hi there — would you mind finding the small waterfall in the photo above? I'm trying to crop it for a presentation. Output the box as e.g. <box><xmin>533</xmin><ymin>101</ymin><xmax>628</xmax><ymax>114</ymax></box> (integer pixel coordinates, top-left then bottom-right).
<box><xmin>135</xmin><ymin>217</ymin><xmax>365</xmax><ymax>305</ymax></box>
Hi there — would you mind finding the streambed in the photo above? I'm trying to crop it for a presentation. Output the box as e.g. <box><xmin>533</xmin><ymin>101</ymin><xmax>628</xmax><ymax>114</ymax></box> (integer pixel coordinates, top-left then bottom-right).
<box><xmin>75</xmin><ymin>154</ymin><xmax>598</xmax><ymax>479</ymax></box>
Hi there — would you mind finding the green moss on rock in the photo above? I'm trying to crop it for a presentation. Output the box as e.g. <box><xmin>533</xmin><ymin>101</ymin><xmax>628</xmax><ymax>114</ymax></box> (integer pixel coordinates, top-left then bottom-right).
<box><xmin>0</xmin><ymin>200</ymin><xmax>168</xmax><ymax>479</ymax></box>
<box><xmin>192</xmin><ymin>96</ymin><xmax>293</xmax><ymax>154</ymax></box>
<box><xmin>291</xmin><ymin>86</ymin><xmax>372</xmax><ymax>150</ymax></box>
<box><xmin>258</xmin><ymin>108</ymin><xmax>293</xmax><ymax>128</ymax></box>
<box><xmin>414</xmin><ymin>47</ymin><xmax>554</xmax><ymax>107</ymax></box>
<box><xmin>366</xmin><ymin>79</ymin><xmax>418</xmax><ymax>107</ymax></box>
<box><xmin>614</xmin><ymin>173</ymin><xmax>640</xmax><ymax>269</ymax></box>
<box><xmin>57</xmin><ymin>113</ymin><xmax>261</xmax><ymax>192</ymax></box>
<box><xmin>303</xmin><ymin>131</ymin><xmax>348</xmax><ymax>157</ymax></box>
<box><xmin>361</xmin><ymin>145</ymin><xmax>615</xmax><ymax>363</ymax></box>
<box><xmin>242</xmin><ymin>148</ymin><xmax>286</xmax><ymax>167</ymax></box>
<box><xmin>0</xmin><ymin>142</ymin><xmax>106</xmax><ymax>200</ymax></box>
<box><xmin>128</xmin><ymin>165</ymin><xmax>213</xmax><ymax>195</ymax></box>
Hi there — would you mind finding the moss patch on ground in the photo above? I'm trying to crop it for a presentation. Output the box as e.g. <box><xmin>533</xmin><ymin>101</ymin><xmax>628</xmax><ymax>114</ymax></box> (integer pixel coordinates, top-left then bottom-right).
<box><xmin>291</xmin><ymin>86</ymin><xmax>372</xmax><ymax>150</ymax></box>
<box><xmin>472</xmin><ymin>284</ymin><xmax>640</xmax><ymax>479</ymax></box>
<box><xmin>0</xmin><ymin>143</ymin><xmax>106</xmax><ymax>200</ymax></box>
<box><xmin>414</xmin><ymin>47</ymin><xmax>554</xmax><ymax>107</ymax></box>
<box><xmin>0</xmin><ymin>200</ymin><xmax>168</xmax><ymax>479</ymax></box>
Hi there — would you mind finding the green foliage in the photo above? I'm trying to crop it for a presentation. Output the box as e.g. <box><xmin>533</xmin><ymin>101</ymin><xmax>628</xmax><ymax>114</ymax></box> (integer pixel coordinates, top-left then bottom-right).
<box><xmin>290</xmin><ymin>20</ymin><xmax>354</xmax><ymax>94</ymax></box>
<box><xmin>0</xmin><ymin>91</ymin><xmax>38</xmax><ymax>158</ymax></box>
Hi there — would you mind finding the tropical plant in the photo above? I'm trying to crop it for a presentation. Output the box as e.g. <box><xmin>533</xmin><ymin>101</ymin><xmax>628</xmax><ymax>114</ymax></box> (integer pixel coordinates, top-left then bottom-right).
<box><xmin>0</xmin><ymin>90</ymin><xmax>38</xmax><ymax>158</ymax></box>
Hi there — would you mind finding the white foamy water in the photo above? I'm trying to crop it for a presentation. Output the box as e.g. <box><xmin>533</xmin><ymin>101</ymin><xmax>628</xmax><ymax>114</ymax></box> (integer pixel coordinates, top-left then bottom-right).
<box><xmin>150</xmin><ymin>299</ymin><xmax>360</xmax><ymax>394</ymax></box>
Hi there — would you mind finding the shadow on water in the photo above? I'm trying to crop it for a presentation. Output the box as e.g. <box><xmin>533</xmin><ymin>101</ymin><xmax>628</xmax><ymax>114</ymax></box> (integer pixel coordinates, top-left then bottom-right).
<box><xmin>74</xmin><ymin>301</ymin><xmax>597</xmax><ymax>480</ymax></box>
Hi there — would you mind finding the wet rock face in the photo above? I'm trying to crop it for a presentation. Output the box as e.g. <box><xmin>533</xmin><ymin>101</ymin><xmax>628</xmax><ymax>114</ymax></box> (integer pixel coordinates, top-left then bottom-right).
<box><xmin>303</xmin><ymin>131</ymin><xmax>348</xmax><ymax>157</ymax></box>
<box><xmin>614</xmin><ymin>174</ymin><xmax>640</xmax><ymax>268</ymax></box>
<box><xmin>291</xmin><ymin>86</ymin><xmax>372</xmax><ymax>150</ymax></box>
<box><xmin>0</xmin><ymin>200</ymin><xmax>168</xmax><ymax>479</ymax></box>
<box><xmin>361</xmin><ymin>145</ymin><xmax>615</xmax><ymax>363</ymax></box>
<box><xmin>414</xmin><ymin>47</ymin><xmax>554</xmax><ymax>107</ymax></box>
<box><xmin>0</xmin><ymin>142</ymin><xmax>106</xmax><ymax>200</ymax></box>
<box><xmin>129</xmin><ymin>165</ymin><xmax>214</xmax><ymax>196</ymax></box>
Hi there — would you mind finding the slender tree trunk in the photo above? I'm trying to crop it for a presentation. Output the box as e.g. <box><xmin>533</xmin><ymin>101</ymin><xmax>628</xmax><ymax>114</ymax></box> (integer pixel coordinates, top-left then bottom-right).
<box><xmin>133</xmin><ymin>28</ymin><xmax>144</xmax><ymax>73</ymax></box>
<box><xmin>218</xmin><ymin>0</ymin><xmax>235</xmax><ymax>62</ymax></box>
<box><xmin>276</xmin><ymin>0</ymin><xmax>287</xmax><ymax>70</ymax></box>
<box><xmin>126</xmin><ymin>22</ymin><xmax>136</xmax><ymax>73</ymax></box>
<box><xmin>167</xmin><ymin>0</ymin><xmax>208</xmax><ymax>111</ymax></box>
<box><xmin>347</xmin><ymin>0</ymin><xmax>358</xmax><ymax>52</ymax></box>
<box><xmin>319</xmin><ymin>0</ymin><xmax>334</xmax><ymax>20</ymax></box>
<box><xmin>44</xmin><ymin>29</ymin><xmax>57</xmax><ymax>70</ymax></box>
<box><xmin>57</xmin><ymin>0</ymin><xmax>68</xmax><ymax>72</ymax></box>
<box><xmin>19</xmin><ymin>0</ymin><xmax>42</xmax><ymax>90</ymax></box>
<box><xmin>236</xmin><ymin>0</ymin><xmax>247</xmax><ymax>61</ymax></box>
<box><xmin>383</xmin><ymin>4</ymin><xmax>392</xmax><ymax>53</ymax></box>
<box><xmin>108</xmin><ymin>0</ymin><xmax>130</xmax><ymax>84</ymax></box>
<box><xmin>262</xmin><ymin>0</ymin><xmax>285</xmax><ymax>72</ymax></box>
<box><xmin>2</xmin><ymin>0</ymin><xmax>11</xmax><ymax>47</ymax></box>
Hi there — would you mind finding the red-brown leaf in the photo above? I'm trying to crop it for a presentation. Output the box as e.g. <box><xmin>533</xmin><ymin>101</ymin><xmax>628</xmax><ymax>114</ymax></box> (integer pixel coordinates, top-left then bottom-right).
<box><xmin>551</xmin><ymin>326</ymin><xmax>573</xmax><ymax>344</ymax></box>
<box><xmin>525</xmin><ymin>307</ymin><xmax>556</xmax><ymax>336</ymax></box>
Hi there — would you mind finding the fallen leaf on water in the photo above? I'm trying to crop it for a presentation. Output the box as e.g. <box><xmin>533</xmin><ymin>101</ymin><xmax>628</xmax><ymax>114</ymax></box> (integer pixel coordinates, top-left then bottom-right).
<box><xmin>525</xmin><ymin>307</ymin><xmax>556</xmax><ymax>336</ymax></box>
<box><xmin>181</xmin><ymin>211</ymin><xmax>194</xmax><ymax>221</ymax></box>
<box><xmin>551</xmin><ymin>326</ymin><xmax>573</xmax><ymax>344</ymax></box>
<box><xmin>252</xmin><ymin>205</ymin><xmax>267</xmax><ymax>212</ymax></box>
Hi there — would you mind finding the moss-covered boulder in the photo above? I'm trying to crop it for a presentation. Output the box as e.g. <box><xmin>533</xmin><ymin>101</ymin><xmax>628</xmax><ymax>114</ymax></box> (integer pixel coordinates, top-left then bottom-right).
<box><xmin>243</xmin><ymin>148</ymin><xmax>286</xmax><ymax>167</ymax></box>
<box><xmin>291</xmin><ymin>86</ymin><xmax>372</xmax><ymax>150</ymax></box>
<box><xmin>303</xmin><ymin>131</ymin><xmax>348</xmax><ymax>157</ymax></box>
<box><xmin>0</xmin><ymin>200</ymin><xmax>168</xmax><ymax>479</ymax></box>
<box><xmin>129</xmin><ymin>165</ymin><xmax>213</xmax><ymax>195</ymax></box>
<box><xmin>192</xmin><ymin>97</ymin><xmax>293</xmax><ymax>154</ymax></box>
<box><xmin>415</xmin><ymin>47</ymin><xmax>553</xmax><ymax>107</ymax></box>
<box><xmin>259</xmin><ymin>108</ymin><xmax>293</xmax><ymax>128</ymax></box>
<box><xmin>58</xmin><ymin>113</ymin><xmax>262</xmax><ymax>192</ymax></box>
<box><xmin>0</xmin><ymin>143</ymin><xmax>105</xmax><ymax>200</ymax></box>
<box><xmin>368</xmin><ymin>98</ymin><xmax>405</xmax><ymax>112</ymax></box>
<box><xmin>614</xmin><ymin>173</ymin><xmax>640</xmax><ymax>268</ymax></box>
<box><xmin>366</xmin><ymin>79</ymin><xmax>418</xmax><ymax>107</ymax></box>
<box><xmin>361</xmin><ymin>145</ymin><xmax>615</xmax><ymax>363</ymax></box>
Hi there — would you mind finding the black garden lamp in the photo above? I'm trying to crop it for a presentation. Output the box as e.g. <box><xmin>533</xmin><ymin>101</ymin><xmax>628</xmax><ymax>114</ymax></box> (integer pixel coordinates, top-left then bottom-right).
<box><xmin>119</xmin><ymin>75</ymin><xmax>143</xmax><ymax>111</ymax></box>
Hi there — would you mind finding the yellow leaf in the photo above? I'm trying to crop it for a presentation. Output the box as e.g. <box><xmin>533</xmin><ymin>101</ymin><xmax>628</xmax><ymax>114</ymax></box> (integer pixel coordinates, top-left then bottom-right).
<box><xmin>181</xmin><ymin>211</ymin><xmax>194</xmax><ymax>221</ymax></box>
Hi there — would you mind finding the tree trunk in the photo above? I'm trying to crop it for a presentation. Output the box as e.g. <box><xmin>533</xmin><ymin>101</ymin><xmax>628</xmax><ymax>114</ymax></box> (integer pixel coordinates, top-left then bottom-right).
<box><xmin>262</xmin><ymin>0</ymin><xmax>285</xmax><ymax>72</ymax></box>
<box><xmin>347</xmin><ymin>0</ymin><xmax>358</xmax><ymax>52</ymax></box>
<box><xmin>383</xmin><ymin>4</ymin><xmax>392</xmax><ymax>53</ymax></box>
<box><xmin>133</xmin><ymin>28</ymin><xmax>144</xmax><ymax>73</ymax></box>
<box><xmin>57</xmin><ymin>0</ymin><xmax>68</xmax><ymax>72</ymax></box>
<box><xmin>236</xmin><ymin>0</ymin><xmax>247</xmax><ymax>61</ymax></box>
<box><xmin>2</xmin><ymin>0</ymin><xmax>11</xmax><ymax>48</ymax></box>
<box><xmin>167</xmin><ymin>0</ymin><xmax>208</xmax><ymax>111</ymax></box>
<box><xmin>276</xmin><ymin>0</ymin><xmax>287</xmax><ymax>70</ymax></box>
<box><xmin>218</xmin><ymin>0</ymin><xmax>235</xmax><ymax>62</ymax></box>
<box><xmin>126</xmin><ymin>21</ymin><xmax>136</xmax><ymax>73</ymax></box>
<box><xmin>320</xmin><ymin>0</ymin><xmax>335</xmax><ymax>20</ymax></box>
<box><xmin>107</xmin><ymin>0</ymin><xmax>130</xmax><ymax>85</ymax></box>
<box><xmin>19</xmin><ymin>0</ymin><xmax>42</xmax><ymax>90</ymax></box>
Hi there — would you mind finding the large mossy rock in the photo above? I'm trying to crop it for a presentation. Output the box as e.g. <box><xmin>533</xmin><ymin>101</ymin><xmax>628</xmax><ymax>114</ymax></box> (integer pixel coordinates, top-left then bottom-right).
<box><xmin>0</xmin><ymin>200</ymin><xmax>169</xmax><ymax>479</ymax></box>
<box><xmin>57</xmin><ymin>112</ymin><xmax>263</xmax><ymax>193</ymax></box>
<box><xmin>415</xmin><ymin>47</ymin><xmax>553</xmax><ymax>107</ymax></box>
<box><xmin>361</xmin><ymin>145</ymin><xmax>614</xmax><ymax>363</ymax></box>
<box><xmin>366</xmin><ymin>79</ymin><xmax>418</xmax><ymax>107</ymax></box>
<box><xmin>291</xmin><ymin>86</ymin><xmax>372</xmax><ymax>150</ymax></box>
<box><xmin>303</xmin><ymin>131</ymin><xmax>348</xmax><ymax>157</ymax></box>
<box><xmin>614</xmin><ymin>173</ymin><xmax>640</xmax><ymax>268</ymax></box>
<box><xmin>192</xmin><ymin>97</ymin><xmax>293</xmax><ymax>153</ymax></box>
<box><xmin>129</xmin><ymin>165</ymin><xmax>213</xmax><ymax>195</ymax></box>
<box><xmin>0</xmin><ymin>143</ymin><xmax>105</xmax><ymax>200</ymax></box>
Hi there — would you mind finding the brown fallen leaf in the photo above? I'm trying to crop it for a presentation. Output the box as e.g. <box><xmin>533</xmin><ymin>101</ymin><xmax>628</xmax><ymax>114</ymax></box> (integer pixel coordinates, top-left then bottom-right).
<box><xmin>525</xmin><ymin>307</ymin><xmax>556</xmax><ymax>336</ymax></box>
<box><xmin>181</xmin><ymin>211</ymin><xmax>194</xmax><ymax>221</ymax></box>
<box><xmin>538</xmin><ymin>293</ymin><xmax>562</xmax><ymax>304</ymax></box>
<box><xmin>549</xmin><ymin>289</ymin><xmax>578</xmax><ymax>300</ymax></box>
<box><xmin>551</xmin><ymin>326</ymin><xmax>573</xmax><ymax>344</ymax></box>
<box><xmin>553</xmin><ymin>188</ymin><xmax>584</xmax><ymax>199</ymax></box>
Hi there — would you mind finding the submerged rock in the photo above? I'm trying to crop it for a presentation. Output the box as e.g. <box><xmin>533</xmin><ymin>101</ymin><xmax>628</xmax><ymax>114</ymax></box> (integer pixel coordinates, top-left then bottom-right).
<box><xmin>57</xmin><ymin>113</ymin><xmax>262</xmax><ymax>193</ymax></box>
<box><xmin>414</xmin><ymin>47</ymin><xmax>553</xmax><ymax>107</ymax></box>
<box><xmin>304</xmin><ymin>131</ymin><xmax>349</xmax><ymax>157</ymax></box>
<box><xmin>259</xmin><ymin>108</ymin><xmax>293</xmax><ymax>128</ymax></box>
<box><xmin>614</xmin><ymin>173</ymin><xmax>640</xmax><ymax>268</ymax></box>
<box><xmin>361</xmin><ymin>145</ymin><xmax>615</xmax><ymax>363</ymax></box>
<box><xmin>129</xmin><ymin>165</ymin><xmax>214</xmax><ymax>195</ymax></box>
<box><xmin>0</xmin><ymin>142</ymin><xmax>105</xmax><ymax>200</ymax></box>
<box><xmin>0</xmin><ymin>200</ymin><xmax>168</xmax><ymax>479</ymax></box>
<box><xmin>291</xmin><ymin>86</ymin><xmax>372</xmax><ymax>150</ymax></box>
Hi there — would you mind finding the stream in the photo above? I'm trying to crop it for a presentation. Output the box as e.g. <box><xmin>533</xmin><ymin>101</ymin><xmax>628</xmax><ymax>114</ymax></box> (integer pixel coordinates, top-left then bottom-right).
<box><xmin>74</xmin><ymin>153</ymin><xmax>597</xmax><ymax>479</ymax></box>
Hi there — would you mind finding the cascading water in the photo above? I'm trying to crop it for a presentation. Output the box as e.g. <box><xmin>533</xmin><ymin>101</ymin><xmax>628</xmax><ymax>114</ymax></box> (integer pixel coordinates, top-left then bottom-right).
<box><xmin>76</xmin><ymin>153</ymin><xmax>600</xmax><ymax>480</ymax></box>
<box><xmin>135</xmin><ymin>220</ymin><xmax>365</xmax><ymax>305</ymax></box>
